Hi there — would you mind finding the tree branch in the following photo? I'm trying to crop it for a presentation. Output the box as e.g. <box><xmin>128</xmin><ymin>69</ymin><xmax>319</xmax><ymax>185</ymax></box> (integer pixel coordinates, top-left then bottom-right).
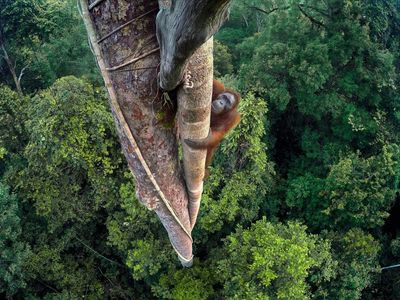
<box><xmin>298</xmin><ymin>4</ymin><xmax>326</xmax><ymax>28</ymax></box>
<box><xmin>299</xmin><ymin>4</ymin><xmax>330</xmax><ymax>17</ymax></box>
<box><xmin>75</xmin><ymin>237</ymin><xmax>125</xmax><ymax>268</ymax></box>
<box><xmin>245</xmin><ymin>5</ymin><xmax>290</xmax><ymax>15</ymax></box>
<box><xmin>1</xmin><ymin>44</ymin><xmax>23</xmax><ymax>95</ymax></box>
<box><xmin>17</xmin><ymin>64</ymin><xmax>29</xmax><ymax>84</ymax></box>
<box><xmin>246</xmin><ymin>6</ymin><xmax>279</xmax><ymax>15</ymax></box>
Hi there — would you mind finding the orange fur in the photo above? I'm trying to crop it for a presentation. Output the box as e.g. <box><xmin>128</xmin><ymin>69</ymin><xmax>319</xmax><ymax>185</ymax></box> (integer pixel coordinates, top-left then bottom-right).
<box><xmin>185</xmin><ymin>79</ymin><xmax>241</xmax><ymax>177</ymax></box>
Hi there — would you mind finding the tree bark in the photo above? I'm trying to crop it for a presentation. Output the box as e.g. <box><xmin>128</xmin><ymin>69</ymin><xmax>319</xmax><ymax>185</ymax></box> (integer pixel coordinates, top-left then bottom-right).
<box><xmin>156</xmin><ymin>0</ymin><xmax>231</xmax><ymax>91</ymax></box>
<box><xmin>1</xmin><ymin>44</ymin><xmax>23</xmax><ymax>96</ymax></box>
<box><xmin>178</xmin><ymin>38</ymin><xmax>213</xmax><ymax>228</ymax></box>
<box><xmin>80</xmin><ymin>0</ymin><xmax>193</xmax><ymax>266</ymax></box>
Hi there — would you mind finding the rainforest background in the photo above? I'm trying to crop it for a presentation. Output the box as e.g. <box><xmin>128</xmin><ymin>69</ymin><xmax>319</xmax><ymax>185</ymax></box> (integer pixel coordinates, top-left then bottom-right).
<box><xmin>1</xmin><ymin>0</ymin><xmax>400</xmax><ymax>299</ymax></box>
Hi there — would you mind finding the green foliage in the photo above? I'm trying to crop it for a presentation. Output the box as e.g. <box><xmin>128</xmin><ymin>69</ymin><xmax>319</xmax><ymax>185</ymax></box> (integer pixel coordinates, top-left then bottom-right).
<box><xmin>322</xmin><ymin>229</ymin><xmax>381</xmax><ymax>299</ymax></box>
<box><xmin>0</xmin><ymin>183</ymin><xmax>30</xmax><ymax>298</ymax></box>
<box><xmin>213</xmin><ymin>40</ymin><xmax>234</xmax><ymax>77</ymax></box>
<box><xmin>107</xmin><ymin>174</ymin><xmax>177</xmax><ymax>283</ymax></box>
<box><xmin>0</xmin><ymin>84</ymin><xmax>28</xmax><ymax>153</ymax></box>
<box><xmin>24</xmin><ymin>243</ymin><xmax>106</xmax><ymax>298</ymax></box>
<box><xmin>197</xmin><ymin>93</ymin><xmax>276</xmax><ymax>235</ymax></box>
<box><xmin>126</xmin><ymin>238</ymin><xmax>172</xmax><ymax>281</ymax></box>
<box><xmin>18</xmin><ymin>76</ymin><xmax>123</xmax><ymax>228</ymax></box>
<box><xmin>0</xmin><ymin>0</ymin><xmax>399</xmax><ymax>298</ymax></box>
<box><xmin>107</xmin><ymin>175</ymin><xmax>160</xmax><ymax>252</ymax></box>
<box><xmin>237</xmin><ymin>0</ymin><xmax>398</xmax><ymax>164</ymax></box>
<box><xmin>0</xmin><ymin>0</ymin><xmax>99</xmax><ymax>92</ymax></box>
<box><xmin>0</xmin><ymin>0</ymin><xmax>61</xmax><ymax>43</ymax></box>
<box><xmin>391</xmin><ymin>237</ymin><xmax>400</xmax><ymax>257</ymax></box>
<box><xmin>154</xmin><ymin>262</ymin><xmax>215</xmax><ymax>300</ymax></box>
<box><xmin>218</xmin><ymin>219</ymin><xmax>333</xmax><ymax>300</ymax></box>
<box><xmin>6</xmin><ymin>76</ymin><xmax>138</xmax><ymax>298</ymax></box>
<box><xmin>286</xmin><ymin>145</ymin><xmax>400</xmax><ymax>230</ymax></box>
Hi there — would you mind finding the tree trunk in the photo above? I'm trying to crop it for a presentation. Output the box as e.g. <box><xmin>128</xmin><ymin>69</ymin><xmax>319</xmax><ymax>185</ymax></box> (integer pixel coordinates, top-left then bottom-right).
<box><xmin>1</xmin><ymin>44</ymin><xmax>23</xmax><ymax>96</ymax></box>
<box><xmin>80</xmin><ymin>0</ymin><xmax>193</xmax><ymax>266</ymax></box>
<box><xmin>178</xmin><ymin>38</ymin><xmax>213</xmax><ymax>228</ymax></box>
<box><xmin>80</xmin><ymin>0</ymin><xmax>231</xmax><ymax>266</ymax></box>
<box><xmin>156</xmin><ymin>0</ymin><xmax>231</xmax><ymax>91</ymax></box>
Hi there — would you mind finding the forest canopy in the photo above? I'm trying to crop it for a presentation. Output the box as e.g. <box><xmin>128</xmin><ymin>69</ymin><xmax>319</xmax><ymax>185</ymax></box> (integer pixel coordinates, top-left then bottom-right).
<box><xmin>0</xmin><ymin>0</ymin><xmax>399</xmax><ymax>299</ymax></box>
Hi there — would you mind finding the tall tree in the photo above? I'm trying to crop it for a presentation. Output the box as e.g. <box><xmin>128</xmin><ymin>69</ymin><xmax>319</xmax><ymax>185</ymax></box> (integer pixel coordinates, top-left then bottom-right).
<box><xmin>0</xmin><ymin>0</ymin><xmax>70</xmax><ymax>94</ymax></box>
<box><xmin>79</xmin><ymin>0</ymin><xmax>232</xmax><ymax>265</ymax></box>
